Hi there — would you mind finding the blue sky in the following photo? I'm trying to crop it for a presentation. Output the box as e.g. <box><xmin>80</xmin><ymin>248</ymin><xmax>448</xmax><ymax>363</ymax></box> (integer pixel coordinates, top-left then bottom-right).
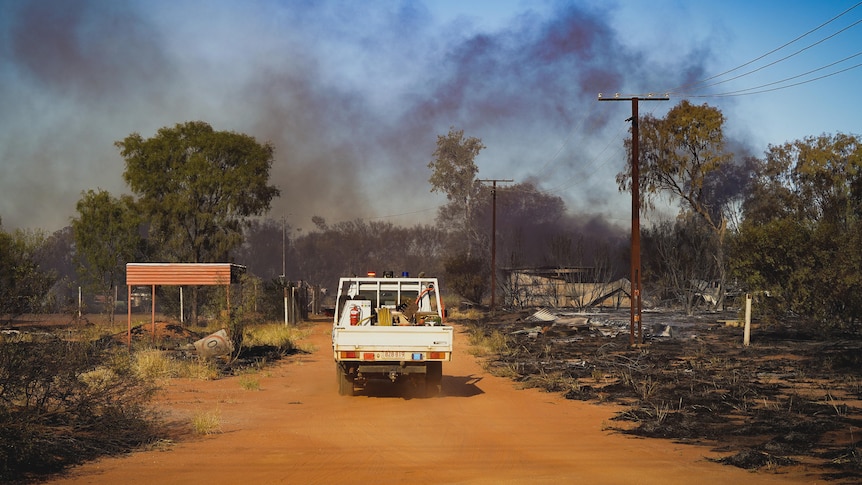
<box><xmin>1</xmin><ymin>0</ymin><xmax>860</xmax><ymax>233</ymax></box>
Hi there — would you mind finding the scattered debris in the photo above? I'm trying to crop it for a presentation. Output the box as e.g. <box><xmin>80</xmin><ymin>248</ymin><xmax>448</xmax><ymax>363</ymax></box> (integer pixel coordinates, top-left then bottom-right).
<box><xmin>470</xmin><ymin>308</ymin><xmax>862</xmax><ymax>481</ymax></box>
<box><xmin>511</xmin><ymin>325</ymin><xmax>552</xmax><ymax>338</ymax></box>
<box><xmin>555</xmin><ymin>315</ymin><xmax>591</xmax><ymax>329</ymax></box>
<box><xmin>524</xmin><ymin>308</ymin><xmax>557</xmax><ymax>323</ymax></box>
<box><xmin>511</xmin><ymin>308</ymin><xmax>708</xmax><ymax>341</ymax></box>
<box><xmin>653</xmin><ymin>324</ymin><xmax>675</xmax><ymax>338</ymax></box>
<box><xmin>0</xmin><ymin>328</ymin><xmax>59</xmax><ymax>342</ymax></box>
<box><xmin>104</xmin><ymin>321</ymin><xmax>202</xmax><ymax>348</ymax></box>
<box><xmin>193</xmin><ymin>329</ymin><xmax>234</xmax><ymax>359</ymax></box>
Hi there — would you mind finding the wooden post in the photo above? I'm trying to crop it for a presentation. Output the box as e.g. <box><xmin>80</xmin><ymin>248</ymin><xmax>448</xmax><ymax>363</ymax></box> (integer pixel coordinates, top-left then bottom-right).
<box><xmin>127</xmin><ymin>285</ymin><xmax>132</xmax><ymax>350</ymax></box>
<box><xmin>598</xmin><ymin>93</ymin><xmax>669</xmax><ymax>346</ymax></box>
<box><xmin>478</xmin><ymin>178</ymin><xmax>513</xmax><ymax>313</ymax></box>
<box><xmin>151</xmin><ymin>284</ymin><xmax>156</xmax><ymax>344</ymax></box>
<box><xmin>630</xmin><ymin>98</ymin><xmax>641</xmax><ymax>346</ymax></box>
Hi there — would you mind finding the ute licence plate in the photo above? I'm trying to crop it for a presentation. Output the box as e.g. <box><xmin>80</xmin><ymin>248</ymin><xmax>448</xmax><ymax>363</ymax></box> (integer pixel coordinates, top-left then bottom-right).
<box><xmin>377</xmin><ymin>351</ymin><xmax>407</xmax><ymax>359</ymax></box>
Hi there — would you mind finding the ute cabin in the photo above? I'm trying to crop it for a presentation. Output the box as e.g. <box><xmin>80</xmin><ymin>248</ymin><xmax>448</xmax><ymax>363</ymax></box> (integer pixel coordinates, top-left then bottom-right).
<box><xmin>335</xmin><ymin>274</ymin><xmax>443</xmax><ymax>327</ymax></box>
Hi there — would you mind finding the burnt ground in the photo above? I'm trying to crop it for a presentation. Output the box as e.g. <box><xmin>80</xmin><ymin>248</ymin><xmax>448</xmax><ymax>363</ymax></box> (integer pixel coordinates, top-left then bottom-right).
<box><xmin>5</xmin><ymin>311</ymin><xmax>861</xmax><ymax>482</ymax></box>
<box><xmin>467</xmin><ymin>309</ymin><xmax>862</xmax><ymax>483</ymax></box>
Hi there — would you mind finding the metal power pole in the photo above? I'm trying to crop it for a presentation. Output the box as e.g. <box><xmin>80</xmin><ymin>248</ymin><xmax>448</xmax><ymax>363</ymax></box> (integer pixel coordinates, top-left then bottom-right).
<box><xmin>598</xmin><ymin>93</ymin><xmax>668</xmax><ymax>346</ymax></box>
<box><xmin>478</xmin><ymin>178</ymin><xmax>513</xmax><ymax>313</ymax></box>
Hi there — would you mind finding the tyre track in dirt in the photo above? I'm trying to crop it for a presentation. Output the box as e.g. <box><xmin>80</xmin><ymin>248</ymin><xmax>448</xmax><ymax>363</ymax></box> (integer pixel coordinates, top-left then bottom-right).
<box><xmin>49</xmin><ymin>319</ymin><xmax>818</xmax><ymax>484</ymax></box>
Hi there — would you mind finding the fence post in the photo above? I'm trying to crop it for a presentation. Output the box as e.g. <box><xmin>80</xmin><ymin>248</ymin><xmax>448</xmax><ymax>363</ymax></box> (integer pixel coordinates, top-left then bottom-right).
<box><xmin>743</xmin><ymin>293</ymin><xmax>752</xmax><ymax>347</ymax></box>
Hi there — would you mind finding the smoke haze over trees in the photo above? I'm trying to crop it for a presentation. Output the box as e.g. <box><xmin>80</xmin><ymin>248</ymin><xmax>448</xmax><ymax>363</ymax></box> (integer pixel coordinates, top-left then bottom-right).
<box><xmin>5</xmin><ymin>112</ymin><xmax>862</xmax><ymax>332</ymax></box>
<box><xmin>0</xmin><ymin>0</ymin><xmax>727</xmax><ymax>233</ymax></box>
<box><xmin>1</xmin><ymin>0</ymin><xmax>861</xmax><ymax>330</ymax></box>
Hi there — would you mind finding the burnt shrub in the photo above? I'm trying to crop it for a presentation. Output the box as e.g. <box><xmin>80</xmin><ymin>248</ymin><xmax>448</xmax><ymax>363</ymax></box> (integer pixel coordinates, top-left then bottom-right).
<box><xmin>0</xmin><ymin>337</ymin><xmax>160</xmax><ymax>482</ymax></box>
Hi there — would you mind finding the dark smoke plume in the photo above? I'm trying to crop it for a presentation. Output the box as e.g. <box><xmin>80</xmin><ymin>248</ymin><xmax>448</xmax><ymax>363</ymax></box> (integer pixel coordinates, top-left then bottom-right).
<box><xmin>0</xmin><ymin>1</ymin><xmax>713</xmax><ymax>233</ymax></box>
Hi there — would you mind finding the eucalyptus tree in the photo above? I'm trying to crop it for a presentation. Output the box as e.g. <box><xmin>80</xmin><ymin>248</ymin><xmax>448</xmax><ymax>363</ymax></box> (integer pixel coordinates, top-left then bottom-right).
<box><xmin>0</xmin><ymin>221</ymin><xmax>55</xmax><ymax>320</ymax></box>
<box><xmin>733</xmin><ymin>133</ymin><xmax>862</xmax><ymax>328</ymax></box>
<box><xmin>117</xmin><ymin>121</ymin><xmax>280</xmax><ymax>323</ymax></box>
<box><xmin>428</xmin><ymin>127</ymin><xmax>485</xmax><ymax>256</ymax></box>
<box><xmin>71</xmin><ymin>189</ymin><xmax>142</xmax><ymax>322</ymax></box>
<box><xmin>617</xmin><ymin>100</ymin><xmax>741</xmax><ymax>308</ymax></box>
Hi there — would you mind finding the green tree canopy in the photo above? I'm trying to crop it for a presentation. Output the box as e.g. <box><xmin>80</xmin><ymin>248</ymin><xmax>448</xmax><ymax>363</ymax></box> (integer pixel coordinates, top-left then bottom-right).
<box><xmin>71</xmin><ymin>189</ymin><xmax>142</xmax><ymax>322</ymax></box>
<box><xmin>732</xmin><ymin>133</ymin><xmax>862</xmax><ymax>328</ymax></box>
<box><xmin>428</xmin><ymin>127</ymin><xmax>485</xmax><ymax>255</ymax></box>
<box><xmin>617</xmin><ymin>100</ymin><xmax>733</xmax><ymax>233</ymax></box>
<box><xmin>618</xmin><ymin>100</ymin><xmax>739</xmax><ymax>308</ymax></box>
<box><xmin>0</xmin><ymin>222</ymin><xmax>55</xmax><ymax>320</ymax></box>
<box><xmin>117</xmin><ymin>121</ymin><xmax>280</xmax><ymax>264</ymax></box>
<box><xmin>117</xmin><ymin>121</ymin><xmax>279</xmax><ymax>324</ymax></box>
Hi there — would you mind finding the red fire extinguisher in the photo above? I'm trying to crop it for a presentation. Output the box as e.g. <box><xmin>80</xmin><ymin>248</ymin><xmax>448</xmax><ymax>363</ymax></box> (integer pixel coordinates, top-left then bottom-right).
<box><xmin>349</xmin><ymin>305</ymin><xmax>360</xmax><ymax>326</ymax></box>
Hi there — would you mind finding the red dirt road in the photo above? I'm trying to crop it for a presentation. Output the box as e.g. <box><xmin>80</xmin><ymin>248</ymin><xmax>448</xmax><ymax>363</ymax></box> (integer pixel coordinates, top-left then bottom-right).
<box><xmin>50</xmin><ymin>320</ymin><xmax>819</xmax><ymax>484</ymax></box>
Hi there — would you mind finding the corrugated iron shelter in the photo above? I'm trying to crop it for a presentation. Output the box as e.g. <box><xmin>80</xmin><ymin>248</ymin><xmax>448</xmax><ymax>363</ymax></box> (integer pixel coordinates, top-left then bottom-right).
<box><xmin>125</xmin><ymin>263</ymin><xmax>246</xmax><ymax>347</ymax></box>
<box><xmin>502</xmin><ymin>267</ymin><xmax>630</xmax><ymax>309</ymax></box>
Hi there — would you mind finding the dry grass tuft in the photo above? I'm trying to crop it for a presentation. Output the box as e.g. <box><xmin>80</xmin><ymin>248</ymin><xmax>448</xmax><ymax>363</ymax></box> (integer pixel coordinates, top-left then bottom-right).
<box><xmin>239</xmin><ymin>374</ymin><xmax>261</xmax><ymax>391</ymax></box>
<box><xmin>243</xmin><ymin>323</ymin><xmax>308</xmax><ymax>352</ymax></box>
<box><xmin>132</xmin><ymin>349</ymin><xmax>219</xmax><ymax>381</ymax></box>
<box><xmin>191</xmin><ymin>409</ymin><xmax>222</xmax><ymax>435</ymax></box>
<box><xmin>469</xmin><ymin>329</ymin><xmax>510</xmax><ymax>357</ymax></box>
<box><xmin>133</xmin><ymin>349</ymin><xmax>173</xmax><ymax>381</ymax></box>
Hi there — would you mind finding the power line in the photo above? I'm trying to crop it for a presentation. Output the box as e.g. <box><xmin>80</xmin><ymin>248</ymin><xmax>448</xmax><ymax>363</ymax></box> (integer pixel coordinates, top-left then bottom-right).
<box><xmin>666</xmin><ymin>1</ymin><xmax>862</xmax><ymax>94</ymax></box>
<box><xmin>559</xmin><ymin>4</ymin><xmax>862</xmax><ymax>209</ymax></box>
<box><xmin>542</xmin><ymin>129</ymin><xmax>625</xmax><ymax>195</ymax></box>
<box><xmin>540</xmin><ymin>101</ymin><xmax>666</xmax><ymax>196</ymax></box>
<box><xmin>691</xmin><ymin>53</ymin><xmax>862</xmax><ymax>98</ymax></box>
<box><xmin>529</xmin><ymin>102</ymin><xmax>596</xmax><ymax>180</ymax></box>
<box><xmin>673</xmin><ymin>17</ymin><xmax>862</xmax><ymax>96</ymax></box>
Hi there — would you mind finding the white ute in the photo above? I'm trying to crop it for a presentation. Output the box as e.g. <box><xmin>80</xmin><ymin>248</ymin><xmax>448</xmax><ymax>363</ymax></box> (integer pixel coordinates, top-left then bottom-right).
<box><xmin>332</xmin><ymin>274</ymin><xmax>453</xmax><ymax>397</ymax></box>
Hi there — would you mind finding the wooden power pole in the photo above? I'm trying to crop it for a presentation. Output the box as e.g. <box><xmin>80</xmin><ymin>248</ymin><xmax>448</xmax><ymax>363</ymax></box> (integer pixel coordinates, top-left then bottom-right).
<box><xmin>478</xmin><ymin>178</ymin><xmax>513</xmax><ymax>313</ymax></box>
<box><xmin>598</xmin><ymin>93</ymin><xmax>668</xmax><ymax>346</ymax></box>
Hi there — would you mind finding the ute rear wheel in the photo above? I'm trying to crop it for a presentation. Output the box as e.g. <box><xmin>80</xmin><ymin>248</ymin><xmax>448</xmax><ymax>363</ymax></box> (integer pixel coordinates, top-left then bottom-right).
<box><xmin>425</xmin><ymin>361</ymin><xmax>443</xmax><ymax>397</ymax></box>
<box><xmin>336</xmin><ymin>363</ymin><xmax>354</xmax><ymax>396</ymax></box>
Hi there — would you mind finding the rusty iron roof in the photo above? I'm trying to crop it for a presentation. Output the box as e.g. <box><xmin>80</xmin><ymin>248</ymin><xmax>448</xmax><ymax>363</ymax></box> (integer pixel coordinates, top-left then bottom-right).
<box><xmin>126</xmin><ymin>263</ymin><xmax>245</xmax><ymax>286</ymax></box>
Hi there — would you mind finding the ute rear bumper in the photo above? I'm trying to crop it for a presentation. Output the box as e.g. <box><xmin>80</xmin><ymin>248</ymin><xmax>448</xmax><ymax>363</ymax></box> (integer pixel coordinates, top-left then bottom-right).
<box><xmin>356</xmin><ymin>363</ymin><xmax>428</xmax><ymax>375</ymax></box>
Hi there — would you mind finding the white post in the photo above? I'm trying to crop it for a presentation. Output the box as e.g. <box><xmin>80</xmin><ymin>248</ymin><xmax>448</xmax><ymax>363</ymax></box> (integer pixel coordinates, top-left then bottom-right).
<box><xmin>78</xmin><ymin>286</ymin><xmax>82</xmax><ymax>320</ymax></box>
<box><xmin>282</xmin><ymin>215</ymin><xmax>289</xmax><ymax>326</ymax></box>
<box><xmin>284</xmin><ymin>286</ymin><xmax>296</xmax><ymax>325</ymax></box>
<box><xmin>743</xmin><ymin>293</ymin><xmax>752</xmax><ymax>347</ymax></box>
<box><xmin>180</xmin><ymin>287</ymin><xmax>184</xmax><ymax>324</ymax></box>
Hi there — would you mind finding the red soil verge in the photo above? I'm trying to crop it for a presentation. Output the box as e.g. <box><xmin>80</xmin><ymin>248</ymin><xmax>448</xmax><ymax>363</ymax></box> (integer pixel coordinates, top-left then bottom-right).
<box><xmin>47</xmin><ymin>319</ymin><xmax>818</xmax><ymax>484</ymax></box>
